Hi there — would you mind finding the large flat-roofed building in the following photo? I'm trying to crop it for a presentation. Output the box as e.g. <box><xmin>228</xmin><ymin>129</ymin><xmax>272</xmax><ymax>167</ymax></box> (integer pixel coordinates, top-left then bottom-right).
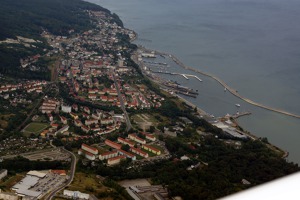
<box><xmin>27</xmin><ymin>170</ymin><xmax>46</xmax><ymax>178</ymax></box>
<box><xmin>0</xmin><ymin>169</ymin><xmax>7</xmax><ymax>180</ymax></box>
<box><xmin>12</xmin><ymin>175</ymin><xmax>42</xmax><ymax>199</ymax></box>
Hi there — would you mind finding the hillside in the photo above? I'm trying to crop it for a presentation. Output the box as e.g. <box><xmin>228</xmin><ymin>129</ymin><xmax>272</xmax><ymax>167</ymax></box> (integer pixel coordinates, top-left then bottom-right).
<box><xmin>0</xmin><ymin>0</ymin><xmax>122</xmax><ymax>80</ymax></box>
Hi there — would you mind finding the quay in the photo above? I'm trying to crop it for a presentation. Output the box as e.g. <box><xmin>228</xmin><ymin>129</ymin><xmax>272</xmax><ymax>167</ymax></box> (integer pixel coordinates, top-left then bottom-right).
<box><xmin>147</xmin><ymin>47</ymin><xmax>300</xmax><ymax>119</ymax></box>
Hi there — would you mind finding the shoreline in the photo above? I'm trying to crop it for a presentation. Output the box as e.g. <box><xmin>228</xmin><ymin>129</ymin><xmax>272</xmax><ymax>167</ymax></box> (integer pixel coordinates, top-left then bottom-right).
<box><xmin>130</xmin><ymin>33</ymin><xmax>288</xmax><ymax>159</ymax></box>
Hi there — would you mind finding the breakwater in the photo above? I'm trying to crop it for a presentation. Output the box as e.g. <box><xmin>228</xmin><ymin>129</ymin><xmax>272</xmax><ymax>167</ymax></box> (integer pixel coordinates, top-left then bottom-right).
<box><xmin>142</xmin><ymin>47</ymin><xmax>300</xmax><ymax>119</ymax></box>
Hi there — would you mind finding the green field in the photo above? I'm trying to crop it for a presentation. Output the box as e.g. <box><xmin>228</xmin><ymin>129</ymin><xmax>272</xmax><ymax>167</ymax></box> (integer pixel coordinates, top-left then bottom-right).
<box><xmin>23</xmin><ymin>122</ymin><xmax>48</xmax><ymax>134</ymax></box>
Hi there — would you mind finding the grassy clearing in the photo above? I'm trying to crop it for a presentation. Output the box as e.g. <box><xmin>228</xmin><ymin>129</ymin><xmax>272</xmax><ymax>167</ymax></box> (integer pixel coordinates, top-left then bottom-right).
<box><xmin>0</xmin><ymin>173</ymin><xmax>25</xmax><ymax>191</ymax></box>
<box><xmin>23</xmin><ymin>122</ymin><xmax>48</xmax><ymax>134</ymax></box>
<box><xmin>66</xmin><ymin>172</ymin><xmax>109</xmax><ymax>195</ymax></box>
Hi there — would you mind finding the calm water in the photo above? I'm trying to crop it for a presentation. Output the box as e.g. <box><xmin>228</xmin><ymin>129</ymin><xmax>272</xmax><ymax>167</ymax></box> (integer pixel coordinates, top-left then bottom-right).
<box><xmin>88</xmin><ymin>0</ymin><xmax>300</xmax><ymax>163</ymax></box>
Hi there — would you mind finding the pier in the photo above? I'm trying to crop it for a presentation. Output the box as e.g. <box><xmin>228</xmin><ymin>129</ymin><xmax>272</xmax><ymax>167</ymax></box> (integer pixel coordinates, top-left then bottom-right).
<box><xmin>147</xmin><ymin>47</ymin><xmax>300</xmax><ymax>119</ymax></box>
<box><xmin>181</xmin><ymin>74</ymin><xmax>189</xmax><ymax>80</ymax></box>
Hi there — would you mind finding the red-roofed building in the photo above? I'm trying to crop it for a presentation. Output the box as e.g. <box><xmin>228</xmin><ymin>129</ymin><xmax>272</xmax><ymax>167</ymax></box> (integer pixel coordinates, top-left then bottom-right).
<box><xmin>141</xmin><ymin>132</ymin><xmax>156</xmax><ymax>141</ymax></box>
<box><xmin>99</xmin><ymin>151</ymin><xmax>118</xmax><ymax>160</ymax></box>
<box><xmin>128</xmin><ymin>134</ymin><xmax>146</xmax><ymax>144</ymax></box>
<box><xmin>51</xmin><ymin>170</ymin><xmax>67</xmax><ymax>176</ymax></box>
<box><xmin>74</xmin><ymin>119</ymin><xmax>82</xmax><ymax>127</ymax></box>
<box><xmin>118</xmin><ymin>149</ymin><xmax>136</xmax><ymax>160</ymax></box>
<box><xmin>82</xmin><ymin>143</ymin><xmax>98</xmax><ymax>155</ymax></box>
<box><xmin>130</xmin><ymin>147</ymin><xmax>149</xmax><ymax>158</ymax></box>
<box><xmin>118</xmin><ymin>137</ymin><xmax>135</xmax><ymax>147</ymax></box>
<box><xmin>81</xmin><ymin>125</ymin><xmax>90</xmax><ymax>133</ymax></box>
<box><xmin>105</xmin><ymin>139</ymin><xmax>122</xmax><ymax>150</ymax></box>
<box><xmin>78</xmin><ymin>149</ymin><xmax>96</xmax><ymax>160</ymax></box>
<box><xmin>60</xmin><ymin>116</ymin><xmax>68</xmax><ymax>124</ymax></box>
<box><xmin>107</xmin><ymin>155</ymin><xmax>126</xmax><ymax>166</ymax></box>
<box><xmin>142</xmin><ymin>144</ymin><xmax>161</xmax><ymax>155</ymax></box>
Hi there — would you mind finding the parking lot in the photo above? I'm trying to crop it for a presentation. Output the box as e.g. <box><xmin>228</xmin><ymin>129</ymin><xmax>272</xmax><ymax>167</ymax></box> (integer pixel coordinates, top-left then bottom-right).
<box><xmin>30</xmin><ymin>172</ymin><xmax>67</xmax><ymax>195</ymax></box>
<box><xmin>22</xmin><ymin>148</ymin><xmax>70</xmax><ymax>161</ymax></box>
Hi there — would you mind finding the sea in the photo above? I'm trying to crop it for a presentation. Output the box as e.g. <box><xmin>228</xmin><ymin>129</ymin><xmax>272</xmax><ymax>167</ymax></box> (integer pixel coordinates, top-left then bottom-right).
<box><xmin>87</xmin><ymin>0</ymin><xmax>300</xmax><ymax>164</ymax></box>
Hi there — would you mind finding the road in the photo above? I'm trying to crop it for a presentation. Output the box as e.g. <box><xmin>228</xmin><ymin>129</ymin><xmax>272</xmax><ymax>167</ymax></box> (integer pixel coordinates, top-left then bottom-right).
<box><xmin>16</xmin><ymin>83</ymin><xmax>53</xmax><ymax>132</ymax></box>
<box><xmin>112</xmin><ymin>73</ymin><xmax>133</xmax><ymax>131</ymax></box>
<box><xmin>45</xmin><ymin>144</ymin><xmax>77</xmax><ymax>200</ymax></box>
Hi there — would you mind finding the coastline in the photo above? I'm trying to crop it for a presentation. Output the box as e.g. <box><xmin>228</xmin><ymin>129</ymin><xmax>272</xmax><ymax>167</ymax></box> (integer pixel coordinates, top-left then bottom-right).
<box><xmin>130</xmin><ymin>32</ymin><xmax>288</xmax><ymax>159</ymax></box>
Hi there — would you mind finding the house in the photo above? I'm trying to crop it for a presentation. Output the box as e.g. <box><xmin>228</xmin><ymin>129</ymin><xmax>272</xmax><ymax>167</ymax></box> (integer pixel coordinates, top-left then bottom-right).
<box><xmin>100</xmin><ymin>118</ymin><xmax>114</xmax><ymax>125</ymax></box>
<box><xmin>82</xmin><ymin>113</ymin><xmax>90</xmax><ymax>119</ymax></box>
<box><xmin>85</xmin><ymin>119</ymin><xmax>98</xmax><ymax>126</ymax></box>
<box><xmin>47</xmin><ymin>113</ymin><xmax>53</xmax><ymax>122</ymax></box>
<box><xmin>81</xmin><ymin>125</ymin><xmax>90</xmax><ymax>133</ymax></box>
<box><xmin>83</xmin><ymin>107</ymin><xmax>90</xmax><ymax>114</ymax></box>
<box><xmin>70</xmin><ymin>112</ymin><xmax>79</xmax><ymax>119</ymax></box>
<box><xmin>74</xmin><ymin>119</ymin><xmax>82</xmax><ymax>127</ymax></box>
<box><xmin>60</xmin><ymin>116</ymin><xmax>67</xmax><ymax>124</ymax></box>
<box><xmin>72</xmin><ymin>104</ymin><xmax>78</xmax><ymax>112</ymax></box>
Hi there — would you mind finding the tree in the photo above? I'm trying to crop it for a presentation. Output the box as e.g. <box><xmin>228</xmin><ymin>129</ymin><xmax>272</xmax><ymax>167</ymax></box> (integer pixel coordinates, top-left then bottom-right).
<box><xmin>121</xmin><ymin>144</ymin><xmax>130</xmax><ymax>152</ymax></box>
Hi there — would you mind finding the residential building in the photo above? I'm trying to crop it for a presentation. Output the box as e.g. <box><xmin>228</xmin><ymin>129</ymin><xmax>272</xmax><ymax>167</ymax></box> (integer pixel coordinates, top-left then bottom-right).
<box><xmin>118</xmin><ymin>137</ymin><xmax>135</xmax><ymax>147</ymax></box>
<box><xmin>118</xmin><ymin>149</ymin><xmax>136</xmax><ymax>160</ymax></box>
<box><xmin>81</xmin><ymin>143</ymin><xmax>98</xmax><ymax>155</ymax></box>
<box><xmin>99</xmin><ymin>151</ymin><xmax>118</xmax><ymax>160</ymax></box>
<box><xmin>63</xmin><ymin>190</ymin><xmax>90</xmax><ymax>200</ymax></box>
<box><xmin>78</xmin><ymin>149</ymin><xmax>96</xmax><ymax>161</ymax></box>
<box><xmin>142</xmin><ymin>144</ymin><xmax>161</xmax><ymax>155</ymax></box>
<box><xmin>128</xmin><ymin>134</ymin><xmax>146</xmax><ymax>144</ymax></box>
<box><xmin>61</xmin><ymin>104</ymin><xmax>72</xmax><ymax>113</ymax></box>
<box><xmin>130</xmin><ymin>147</ymin><xmax>149</xmax><ymax>158</ymax></box>
<box><xmin>141</xmin><ymin>132</ymin><xmax>156</xmax><ymax>141</ymax></box>
<box><xmin>107</xmin><ymin>155</ymin><xmax>126</xmax><ymax>166</ymax></box>
<box><xmin>105</xmin><ymin>139</ymin><xmax>122</xmax><ymax>150</ymax></box>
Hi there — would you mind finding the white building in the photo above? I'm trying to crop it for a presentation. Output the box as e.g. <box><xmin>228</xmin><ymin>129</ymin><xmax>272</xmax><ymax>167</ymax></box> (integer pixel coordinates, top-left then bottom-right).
<box><xmin>61</xmin><ymin>104</ymin><xmax>72</xmax><ymax>113</ymax></box>
<box><xmin>63</xmin><ymin>190</ymin><xmax>90</xmax><ymax>200</ymax></box>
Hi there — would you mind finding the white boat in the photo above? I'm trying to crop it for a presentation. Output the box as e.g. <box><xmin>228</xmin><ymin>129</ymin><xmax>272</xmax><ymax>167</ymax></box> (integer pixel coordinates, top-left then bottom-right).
<box><xmin>224</xmin><ymin>87</ymin><xmax>227</xmax><ymax>92</ymax></box>
<box><xmin>235</xmin><ymin>104</ymin><xmax>241</xmax><ymax>107</ymax></box>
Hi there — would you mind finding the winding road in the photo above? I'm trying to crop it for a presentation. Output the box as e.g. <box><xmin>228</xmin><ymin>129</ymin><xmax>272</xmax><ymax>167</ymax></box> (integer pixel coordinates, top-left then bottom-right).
<box><xmin>45</xmin><ymin>144</ymin><xmax>77</xmax><ymax>200</ymax></box>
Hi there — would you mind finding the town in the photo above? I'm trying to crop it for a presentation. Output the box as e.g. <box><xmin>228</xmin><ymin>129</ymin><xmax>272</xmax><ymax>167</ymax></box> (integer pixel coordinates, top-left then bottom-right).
<box><xmin>0</xmin><ymin>2</ymin><xmax>298</xmax><ymax>200</ymax></box>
